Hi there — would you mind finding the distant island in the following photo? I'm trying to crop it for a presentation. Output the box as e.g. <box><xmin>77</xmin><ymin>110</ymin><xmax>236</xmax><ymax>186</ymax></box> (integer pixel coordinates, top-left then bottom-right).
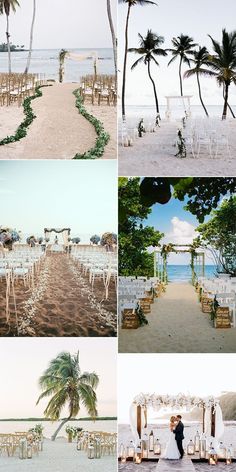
<box><xmin>0</xmin><ymin>416</ymin><xmax>117</xmax><ymax>422</ymax></box>
<box><xmin>0</xmin><ymin>43</ymin><xmax>27</xmax><ymax>52</ymax></box>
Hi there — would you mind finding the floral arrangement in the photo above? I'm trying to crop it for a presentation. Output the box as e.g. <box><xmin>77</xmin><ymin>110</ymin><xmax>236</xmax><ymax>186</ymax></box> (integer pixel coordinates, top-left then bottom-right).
<box><xmin>71</xmin><ymin>237</ymin><xmax>81</xmax><ymax>244</ymax></box>
<box><xmin>0</xmin><ymin>227</ymin><xmax>21</xmax><ymax>249</ymax></box>
<box><xmin>100</xmin><ymin>232</ymin><xmax>117</xmax><ymax>247</ymax></box>
<box><xmin>28</xmin><ymin>424</ymin><xmax>44</xmax><ymax>438</ymax></box>
<box><xmin>90</xmin><ymin>234</ymin><xmax>101</xmax><ymax>245</ymax></box>
<box><xmin>73</xmin><ymin>89</ymin><xmax>110</xmax><ymax>159</ymax></box>
<box><xmin>175</xmin><ymin>129</ymin><xmax>187</xmax><ymax>158</ymax></box>
<box><xmin>133</xmin><ymin>393</ymin><xmax>220</xmax><ymax>411</ymax></box>
<box><xmin>65</xmin><ymin>425</ymin><xmax>83</xmax><ymax>438</ymax></box>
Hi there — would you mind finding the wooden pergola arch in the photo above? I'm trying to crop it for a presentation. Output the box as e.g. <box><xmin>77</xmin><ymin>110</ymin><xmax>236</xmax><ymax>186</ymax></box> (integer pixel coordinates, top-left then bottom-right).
<box><xmin>133</xmin><ymin>393</ymin><xmax>217</xmax><ymax>439</ymax></box>
<box><xmin>153</xmin><ymin>244</ymin><xmax>205</xmax><ymax>285</ymax></box>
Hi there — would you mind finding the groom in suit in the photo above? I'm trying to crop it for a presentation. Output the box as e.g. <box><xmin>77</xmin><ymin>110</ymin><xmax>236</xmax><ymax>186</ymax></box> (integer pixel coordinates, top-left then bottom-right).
<box><xmin>174</xmin><ymin>415</ymin><xmax>184</xmax><ymax>458</ymax></box>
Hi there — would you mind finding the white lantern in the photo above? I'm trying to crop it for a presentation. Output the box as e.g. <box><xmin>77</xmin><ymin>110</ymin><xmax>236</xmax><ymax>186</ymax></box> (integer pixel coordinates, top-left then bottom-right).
<box><xmin>141</xmin><ymin>433</ymin><xmax>148</xmax><ymax>458</ymax></box>
<box><xmin>218</xmin><ymin>441</ymin><xmax>226</xmax><ymax>459</ymax></box>
<box><xmin>194</xmin><ymin>431</ymin><xmax>200</xmax><ymax>452</ymax></box>
<box><xmin>187</xmin><ymin>440</ymin><xmax>195</xmax><ymax>455</ymax></box>
<box><xmin>134</xmin><ymin>446</ymin><xmax>142</xmax><ymax>464</ymax></box>
<box><xmin>19</xmin><ymin>438</ymin><xmax>27</xmax><ymax>460</ymax></box>
<box><xmin>120</xmin><ymin>443</ymin><xmax>126</xmax><ymax>463</ymax></box>
<box><xmin>87</xmin><ymin>443</ymin><xmax>95</xmax><ymax>459</ymax></box>
<box><xmin>154</xmin><ymin>439</ymin><xmax>161</xmax><ymax>455</ymax></box>
<box><xmin>208</xmin><ymin>444</ymin><xmax>218</xmax><ymax>465</ymax></box>
<box><xmin>27</xmin><ymin>444</ymin><xmax>33</xmax><ymax>459</ymax></box>
<box><xmin>127</xmin><ymin>440</ymin><xmax>135</xmax><ymax>458</ymax></box>
<box><xmin>200</xmin><ymin>438</ymin><xmax>206</xmax><ymax>459</ymax></box>
<box><xmin>226</xmin><ymin>447</ymin><xmax>232</xmax><ymax>465</ymax></box>
<box><xmin>149</xmin><ymin>430</ymin><xmax>154</xmax><ymax>451</ymax></box>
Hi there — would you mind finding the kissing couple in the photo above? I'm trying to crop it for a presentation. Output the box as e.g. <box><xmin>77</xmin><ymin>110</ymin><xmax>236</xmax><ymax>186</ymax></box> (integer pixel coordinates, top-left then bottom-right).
<box><xmin>163</xmin><ymin>415</ymin><xmax>184</xmax><ymax>460</ymax></box>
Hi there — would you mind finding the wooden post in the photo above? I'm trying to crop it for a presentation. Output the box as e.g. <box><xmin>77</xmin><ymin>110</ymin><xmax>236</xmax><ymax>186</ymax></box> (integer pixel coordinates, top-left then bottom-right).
<box><xmin>144</xmin><ymin>406</ymin><xmax>147</xmax><ymax>428</ymax></box>
<box><xmin>211</xmin><ymin>406</ymin><xmax>216</xmax><ymax>437</ymax></box>
<box><xmin>137</xmin><ymin>405</ymin><xmax>142</xmax><ymax>439</ymax></box>
<box><xmin>202</xmin><ymin>253</ymin><xmax>205</xmax><ymax>277</ymax></box>
<box><xmin>202</xmin><ymin>406</ymin><xmax>205</xmax><ymax>433</ymax></box>
<box><xmin>154</xmin><ymin>252</ymin><xmax>156</xmax><ymax>277</ymax></box>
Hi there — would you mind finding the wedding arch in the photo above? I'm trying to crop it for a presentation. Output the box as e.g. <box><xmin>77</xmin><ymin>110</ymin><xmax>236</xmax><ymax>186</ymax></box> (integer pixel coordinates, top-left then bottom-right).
<box><xmin>153</xmin><ymin>244</ymin><xmax>205</xmax><ymax>285</ymax></box>
<box><xmin>130</xmin><ymin>393</ymin><xmax>224</xmax><ymax>444</ymax></box>
<box><xmin>165</xmin><ymin>95</ymin><xmax>193</xmax><ymax>120</ymax></box>
<box><xmin>44</xmin><ymin>228</ymin><xmax>71</xmax><ymax>246</ymax></box>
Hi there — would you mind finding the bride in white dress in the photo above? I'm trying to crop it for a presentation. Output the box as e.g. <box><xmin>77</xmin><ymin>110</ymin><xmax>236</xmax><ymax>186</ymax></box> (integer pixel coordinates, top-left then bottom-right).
<box><xmin>163</xmin><ymin>416</ymin><xmax>181</xmax><ymax>459</ymax></box>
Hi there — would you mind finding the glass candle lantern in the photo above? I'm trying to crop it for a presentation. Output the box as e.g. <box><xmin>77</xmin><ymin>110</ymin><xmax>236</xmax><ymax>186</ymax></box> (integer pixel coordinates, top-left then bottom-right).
<box><xmin>134</xmin><ymin>446</ymin><xmax>142</xmax><ymax>464</ymax></box>
<box><xmin>149</xmin><ymin>430</ymin><xmax>154</xmax><ymax>452</ymax></box>
<box><xmin>218</xmin><ymin>441</ymin><xmax>226</xmax><ymax>459</ymax></box>
<box><xmin>127</xmin><ymin>440</ymin><xmax>135</xmax><ymax>458</ymax></box>
<box><xmin>208</xmin><ymin>445</ymin><xmax>218</xmax><ymax>465</ymax></box>
<box><xmin>87</xmin><ymin>443</ymin><xmax>95</xmax><ymax>459</ymax></box>
<box><xmin>200</xmin><ymin>438</ymin><xmax>206</xmax><ymax>459</ymax></box>
<box><xmin>19</xmin><ymin>438</ymin><xmax>27</xmax><ymax>460</ymax></box>
<box><xmin>94</xmin><ymin>439</ymin><xmax>102</xmax><ymax>459</ymax></box>
<box><xmin>77</xmin><ymin>439</ymin><xmax>82</xmax><ymax>451</ymax></box>
<box><xmin>120</xmin><ymin>443</ymin><xmax>126</xmax><ymax>463</ymax></box>
<box><xmin>194</xmin><ymin>431</ymin><xmax>200</xmax><ymax>452</ymax></box>
<box><xmin>141</xmin><ymin>434</ymin><xmax>148</xmax><ymax>459</ymax></box>
<box><xmin>154</xmin><ymin>439</ymin><xmax>161</xmax><ymax>455</ymax></box>
<box><xmin>27</xmin><ymin>444</ymin><xmax>33</xmax><ymax>459</ymax></box>
<box><xmin>187</xmin><ymin>440</ymin><xmax>195</xmax><ymax>455</ymax></box>
<box><xmin>226</xmin><ymin>448</ymin><xmax>232</xmax><ymax>465</ymax></box>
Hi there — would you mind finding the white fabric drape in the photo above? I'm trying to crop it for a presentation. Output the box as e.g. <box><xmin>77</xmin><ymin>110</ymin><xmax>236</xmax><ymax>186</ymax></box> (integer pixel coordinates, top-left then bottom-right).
<box><xmin>215</xmin><ymin>404</ymin><xmax>224</xmax><ymax>440</ymax></box>
<box><xmin>129</xmin><ymin>404</ymin><xmax>147</xmax><ymax>446</ymax></box>
<box><xmin>62</xmin><ymin>230</ymin><xmax>68</xmax><ymax>246</ymax></box>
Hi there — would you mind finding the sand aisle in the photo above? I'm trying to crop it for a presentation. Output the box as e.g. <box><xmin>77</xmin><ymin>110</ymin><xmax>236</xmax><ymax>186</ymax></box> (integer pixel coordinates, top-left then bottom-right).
<box><xmin>0</xmin><ymin>83</ymin><xmax>98</xmax><ymax>159</ymax></box>
<box><xmin>0</xmin><ymin>438</ymin><xmax>116</xmax><ymax>472</ymax></box>
<box><xmin>119</xmin><ymin>121</ymin><xmax>236</xmax><ymax>176</ymax></box>
<box><xmin>119</xmin><ymin>283</ymin><xmax>236</xmax><ymax>353</ymax></box>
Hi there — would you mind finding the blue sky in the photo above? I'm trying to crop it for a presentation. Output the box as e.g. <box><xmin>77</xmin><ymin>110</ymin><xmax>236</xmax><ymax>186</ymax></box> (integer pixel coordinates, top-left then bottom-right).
<box><xmin>0</xmin><ymin>161</ymin><xmax>117</xmax><ymax>243</ymax></box>
<box><xmin>118</xmin><ymin>0</ymin><xmax>236</xmax><ymax>106</ymax></box>
<box><xmin>143</xmin><ymin>193</ymin><xmax>215</xmax><ymax>264</ymax></box>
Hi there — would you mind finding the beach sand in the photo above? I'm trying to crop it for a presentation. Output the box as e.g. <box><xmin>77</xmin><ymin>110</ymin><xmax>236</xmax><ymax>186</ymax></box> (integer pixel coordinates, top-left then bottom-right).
<box><xmin>0</xmin><ymin>253</ymin><xmax>117</xmax><ymax>337</ymax></box>
<box><xmin>119</xmin><ymin>283</ymin><xmax>236</xmax><ymax>353</ymax></box>
<box><xmin>85</xmin><ymin>103</ymin><xmax>117</xmax><ymax>159</ymax></box>
<box><xmin>0</xmin><ymin>438</ymin><xmax>116</xmax><ymax>472</ymax></box>
<box><xmin>119</xmin><ymin>120</ymin><xmax>236</xmax><ymax>176</ymax></box>
<box><xmin>0</xmin><ymin>83</ymin><xmax>116</xmax><ymax>159</ymax></box>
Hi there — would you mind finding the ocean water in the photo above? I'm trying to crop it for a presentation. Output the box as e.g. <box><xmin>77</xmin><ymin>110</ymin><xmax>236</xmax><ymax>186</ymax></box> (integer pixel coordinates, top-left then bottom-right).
<box><xmin>160</xmin><ymin>265</ymin><xmax>216</xmax><ymax>283</ymax></box>
<box><xmin>0</xmin><ymin>420</ymin><xmax>117</xmax><ymax>439</ymax></box>
<box><xmin>0</xmin><ymin>48</ymin><xmax>114</xmax><ymax>82</ymax></box>
<box><xmin>123</xmin><ymin>104</ymin><xmax>236</xmax><ymax>121</ymax></box>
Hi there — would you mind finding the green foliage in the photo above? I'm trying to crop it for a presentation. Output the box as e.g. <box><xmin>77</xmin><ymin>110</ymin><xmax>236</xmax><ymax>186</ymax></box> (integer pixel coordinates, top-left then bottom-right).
<box><xmin>135</xmin><ymin>304</ymin><xmax>148</xmax><ymax>326</ymax></box>
<box><xmin>196</xmin><ymin>196</ymin><xmax>236</xmax><ymax>276</ymax></box>
<box><xmin>210</xmin><ymin>296</ymin><xmax>220</xmax><ymax>324</ymax></box>
<box><xmin>175</xmin><ymin>129</ymin><xmax>187</xmax><ymax>158</ymax></box>
<box><xmin>73</xmin><ymin>90</ymin><xmax>110</xmax><ymax>159</ymax></box>
<box><xmin>0</xmin><ymin>85</ymin><xmax>51</xmax><ymax>146</ymax></box>
<box><xmin>119</xmin><ymin>178</ymin><xmax>163</xmax><ymax>276</ymax></box>
<box><xmin>28</xmin><ymin>424</ymin><xmax>44</xmax><ymax>437</ymax></box>
<box><xmin>65</xmin><ymin>425</ymin><xmax>83</xmax><ymax>438</ymax></box>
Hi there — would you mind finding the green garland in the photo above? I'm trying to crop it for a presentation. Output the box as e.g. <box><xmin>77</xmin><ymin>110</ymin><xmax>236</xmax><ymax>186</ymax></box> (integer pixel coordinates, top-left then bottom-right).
<box><xmin>135</xmin><ymin>304</ymin><xmax>148</xmax><ymax>327</ymax></box>
<box><xmin>175</xmin><ymin>129</ymin><xmax>187</xmax><ymax>158</ymax></box>
<box><xmin>210</xmin><ymin>296</ymin><xmax>219</xmax><ymax>325</ymax></box>
<box><xmin>73</xmin><ymin>89</ymin><xmax>110</xmax><ymax>159</ymax></box>
<box><xmin>0</xmin><ymin>85</ymin><xmax>50</xmax><ymax>146</ymax></box>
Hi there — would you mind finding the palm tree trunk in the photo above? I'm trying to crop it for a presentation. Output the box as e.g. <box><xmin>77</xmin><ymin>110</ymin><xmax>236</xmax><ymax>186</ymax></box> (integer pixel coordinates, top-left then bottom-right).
<box><xmin>6</xmin><ymin>14</ymin><xmax>11</xmax><ymax>74</ymax></box>
<box><xmin>24</xmin><ymin>0</ymin><xmax>36</xmax><ymax>74</ymax></box>
<box><xmin>223</xmin><ymin>86</ymin><xmax>235</xmax><ymax>118</ymax></box>
<box><xmin>122</xmin><ymin>4</ymin><xmax>131</xmax><ymax>120</ymax></box>
<box><xmin>51</xmin><ymin>416</ymin><xmax>72</xmax><ymax>441</ymax></box>
<box><xmin>197</xmin><ymin>71</ymin><xmax>208</xmax><ymax>117</ymax></box>
<box><xmin>106</xmin><ymin>0</ymin><xmax>117</xmax><ymax>87</ymax></box>
<box><xmin>179</xmin><ymin>56</ymin><xmax>183</xmax><ymax>96</ymax></box>
<box><xmin>147</xmin><ymin>60</ymin><xmax>159</xmax><ymax>115</ymax></box>
<box><xmin>222</xmin><ymin>83</ymin><xmax>229</xmax><ymax>120</ymax></box>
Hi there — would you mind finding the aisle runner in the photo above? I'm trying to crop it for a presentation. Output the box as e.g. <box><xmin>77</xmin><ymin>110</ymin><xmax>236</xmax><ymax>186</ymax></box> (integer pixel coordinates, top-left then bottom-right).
<box><xmin>156</xmin><ymin>457</ymin><xmax>195</xmax><ymax>472</ymax></box>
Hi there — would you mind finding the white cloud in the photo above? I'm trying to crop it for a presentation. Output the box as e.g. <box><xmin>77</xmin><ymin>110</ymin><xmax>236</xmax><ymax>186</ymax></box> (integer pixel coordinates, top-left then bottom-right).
<box><xmin>166</xmin><ymin>216</ymin><xmax>197</xmax><ymax>245</ymax></box>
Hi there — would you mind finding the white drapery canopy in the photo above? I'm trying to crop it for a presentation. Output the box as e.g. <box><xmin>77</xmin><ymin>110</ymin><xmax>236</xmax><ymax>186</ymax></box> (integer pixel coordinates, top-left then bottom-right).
<box><xmin>44</xmin><ymin>228</ymin><xmax>71</xmax><ymax>245</ymax></box>
<box><xmin>130</xmin><ymin>393</ymin><xmax>224</xmax><ymax>445</ymax></box>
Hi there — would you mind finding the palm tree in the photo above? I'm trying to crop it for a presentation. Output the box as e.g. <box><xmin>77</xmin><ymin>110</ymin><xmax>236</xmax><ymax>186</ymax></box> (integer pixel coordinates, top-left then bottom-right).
<box><xmin>107</xmin><ymin>0</ymin><xmax>117</xmax><ymax>86</ymax></box>
<box><xmin>129</xmin><ymin>29</ymin><xmax>167</xmax><ymax>118</ymax></box>
<box><xmin>184</xmin><ymin>46</ymin><xmax>213</xmax><ymax>117</ymax></box>
<box><xmin>59</xmin><ymin>49</ymin><xmax>68</xmax><ymax>83</ymax></box>
<box><xmin>168</xmin><ymin>34</ymin><xmax>197</xmax><ymax>96</ymax></box>
<box><xmin>24</xmin><ymin>0</ymin><xmax>36</xmax><ymax>74</ymax></box>
<box><xmin>37</xmin><ymin>351</ymin><xmax>99</xmax><ymax>441</ymax></box>
<box><xmin>208</xmin><ymin>29</ymin><xmax>236</xmax><ymax>120</ymax></box>
<box><xmin>119</xmin><ymin>0</ymin><xmax>157</xmax><ymax>120</ymax></box>
<box><xmin>0</xmin><ymin>0</ymin><xmax>20</xmax><ymax>74</ymax></box>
